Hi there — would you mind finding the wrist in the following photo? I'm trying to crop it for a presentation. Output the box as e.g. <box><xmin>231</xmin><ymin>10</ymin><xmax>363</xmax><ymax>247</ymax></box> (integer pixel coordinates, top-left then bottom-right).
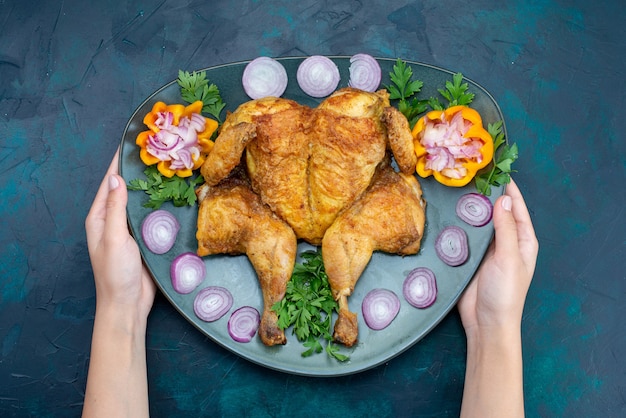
<box><xmin>466</xmin><ymin>324</ymin><xmax>521</xmax><ymax>352</ymax></box>
<box><xmin>94</xmin><ymin>301</ymin><xmax>149</xmax><ymax>339</ymax></box>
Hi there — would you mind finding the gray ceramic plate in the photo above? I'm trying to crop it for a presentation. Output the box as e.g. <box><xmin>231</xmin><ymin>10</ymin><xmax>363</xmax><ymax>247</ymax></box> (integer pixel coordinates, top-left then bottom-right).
<box><xmin>119</xmin><ymin>57</ymin><xmax>505</xmax><ymax>376</ymax></box>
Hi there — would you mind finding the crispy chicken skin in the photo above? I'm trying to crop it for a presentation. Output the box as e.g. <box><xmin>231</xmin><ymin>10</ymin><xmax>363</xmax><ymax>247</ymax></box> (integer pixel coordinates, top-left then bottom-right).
<box><xmin>200</xmin><ymin>122</ymin><xmax>256</xmax><ymax>186</ymax></box>
<box><xmin>322</xmin><ymin>159</ymin><xmax>426</xmax><ymax>347</ymax></box>
<box><xmin>244</xmin><ymin>102</ymin><xmax>316</xmax><ymax>241</ymax></box>
<box><xmin>305</xmin><ymin>89</ymin><xmax>388</xmax><ymax>243</ymax></box>
<box><xmin>197</xmin><ymin>87</ymin><xmax>425</xmax><ymax>346</ymax></box>
<box><xmin>201</xmin><ymin>88</ymin><xmax>414</xmax><ymax>244</ymax></box>
<box><xmin>196</xmin><ymin>171</ymin><xmax>297</xmax><ymax>346</ymax></box>
<box><xmin>382</xmin><ymin>106</ymin><xmax>418</xmax><ymax>174</ymax></box>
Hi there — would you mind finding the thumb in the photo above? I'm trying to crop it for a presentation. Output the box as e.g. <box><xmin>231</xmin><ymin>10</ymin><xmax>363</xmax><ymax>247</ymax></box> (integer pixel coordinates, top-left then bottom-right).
<box><xmin>492</xmin><ymin>194</ymin><xmax>519</xmax><ymax>257</ymax></box>
<box><xmin>103</xmin><ymin>174</ymin><xmax>130</xmax><ymax>240</ymax></box>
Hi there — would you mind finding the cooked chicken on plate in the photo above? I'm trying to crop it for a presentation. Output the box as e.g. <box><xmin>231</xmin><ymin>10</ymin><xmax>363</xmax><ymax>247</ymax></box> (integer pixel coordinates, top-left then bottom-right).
<box><xmin>197</xmin><ymin>87</ymin><xmax>426</xmax><ymax>346</ymax></box>
<box><xmin>322</xmin><ymin>157</ymin><xmax>425</xmax><ymax>346</ymax></box>
<box><xmin>196</xmin><ymin>168</ymin><xmax>297</xmax><ymax>346</ymax></box>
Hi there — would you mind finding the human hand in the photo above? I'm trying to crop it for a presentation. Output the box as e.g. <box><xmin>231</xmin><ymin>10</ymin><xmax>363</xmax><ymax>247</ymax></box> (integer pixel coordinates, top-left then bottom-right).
<box><xmin>457</xmin><ymin>178</ymin><xmax>539</xmax><ymax>339</ymax></box>
<box><xmin>85</xmin><ymin>149</ymin><xmax>156</xmax><ymax>320</ymax></box>
<box><xmin>83</xmin><ymin>149</ymin><xmax>155</xmax><ymax>418</ymax></box>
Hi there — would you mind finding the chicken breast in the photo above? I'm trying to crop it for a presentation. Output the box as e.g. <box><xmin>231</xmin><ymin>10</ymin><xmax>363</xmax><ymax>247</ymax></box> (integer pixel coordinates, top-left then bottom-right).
<box><xmin>305</xmin><ymin>88</ymin><xmax>389</xmax><ymax>243</ymax></box>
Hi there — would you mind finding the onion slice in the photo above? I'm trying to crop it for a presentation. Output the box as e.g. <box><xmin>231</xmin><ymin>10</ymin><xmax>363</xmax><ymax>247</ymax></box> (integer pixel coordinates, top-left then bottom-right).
<box><xmin>296</xmin><ymin>55</ymin><xmax>340</xmax><ymax>97</ymax></box>
<box><xmin>170</xmin><ymin>252</ymin><xmax>206</xmax><ymax>294</ymax></box>
<box><xmin>403</xmin><ymin>268</ymin><xmax>437</xmax><ymax>308</ymax></box>
<box><xmin>227</xmin><ymin>306</ymin><xmax>260</xmax><ymax>343</ymax></box>
<box><xmin>193</xmin><ymin>286</ymin><xmax>233</xmax><ymax>322</ymax></box>
<box><xmin>141</xmin><ymin>209</ymin><xmax>180</xmax><ymax>254</ymax></box>
<box><xmin>242</xmin><ymin>57</ymin><xmax>288</xmax><ymax>99</ymax></box>
<box><xmin>348</xmin><ymin>53</ymin><xmax>381</xmax><ymax>92</ymax></box>
<box><xmin>435</xmin><ymin>226</ymin><xmax>469</xmax><ymax>267</ymax></box>
<box><xmin>362</xmin><ymin>288</ymin><xmax>400</xmax><ymax>330</ymax></box>
<box><xmin>456</xmin><ymin>193</ymin><xmax>493</xmax><ymax>227</ymax></box>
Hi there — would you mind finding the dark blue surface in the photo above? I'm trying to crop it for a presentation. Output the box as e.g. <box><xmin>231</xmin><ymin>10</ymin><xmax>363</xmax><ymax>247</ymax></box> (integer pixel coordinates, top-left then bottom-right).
<box><xmin>1</xmin><ymin>0</ymin><xmax>624</xmax><ymax>416</ymax></box>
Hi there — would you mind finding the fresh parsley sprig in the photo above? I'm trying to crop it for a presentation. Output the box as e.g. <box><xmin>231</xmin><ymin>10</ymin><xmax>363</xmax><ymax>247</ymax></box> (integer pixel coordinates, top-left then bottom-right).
<box><xmin>475</xmin><ymin>121</ymin><xmax>518</xmax><ymax>196</ymax></box>
<box><xmin>272</xmin><ymin>250</ymin><xmax>349</xmax><ymax>362</ymax></box>
<box><xmin>127</xmin><ymin>165</ymin><xmax>205</xmax><ymax>209</ymax></box>
<box><xmin>429</xmin><ymin>72</ymin><xmax>475</xmax><ymax>110</ymax></box>
<box><xmin>386</xmin><ymin>58</ymin><xmax>428</xmax><ymax>128</ymax></box>
<box><xmin>387</xmin><ymin>58</ymin><xmax>424</xmax><ymax>101</ymax></box>
<box><xmin>177</xmin><ymin>70</ymin><xmax>226</xmax><ymax>122</ymax></box>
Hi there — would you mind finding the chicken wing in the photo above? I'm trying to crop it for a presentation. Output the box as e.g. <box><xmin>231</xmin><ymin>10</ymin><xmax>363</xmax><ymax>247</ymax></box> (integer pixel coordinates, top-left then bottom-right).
<box><xmin>382</xmin><ymin>106</ymin><xmax>418</xmax><ymax>174</ymax></box>
<box><xmin>321</xmin><ymin>159</ymin><xmax>426</xmax><ymax>347</ymax></box>
<box><xmin>200</xmin><ymin>121</ymin><xmax>256</xmax><ymax>186</ymax></box>
<box><xmin>196</xmin><ymin>170</ymin><xmax>297</xmax><ymax>346</ymax></box>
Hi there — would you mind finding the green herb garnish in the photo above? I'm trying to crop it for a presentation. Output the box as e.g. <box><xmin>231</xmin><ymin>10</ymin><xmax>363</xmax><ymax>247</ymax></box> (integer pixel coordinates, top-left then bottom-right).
<box><xmin>429</xmin><ymin>72</ymin><xmax>475</xmax><ymax>110</ymax></box>
<box><xmin>177</xmin><ymin>70</ymin><xmax>226</xmax><ymax>122</ymax></box>
<box><xmin>127</xmin><ymin>165</ymin><xmax>205</xmax><ymax>209</ymax></box>
<box><xmin>386</xmin><ymin>58</ymin><xmax>428</xmax><ymax>128</ymax></box>
<box><xmin>475</xmin><ymin>121</ymin><xmax>518</xmax><ymax>196</ymax></box>
<box><xmin>272</xmin><ymin>250</ymin><xmax>349</xmax><ymax>362</ymax></box>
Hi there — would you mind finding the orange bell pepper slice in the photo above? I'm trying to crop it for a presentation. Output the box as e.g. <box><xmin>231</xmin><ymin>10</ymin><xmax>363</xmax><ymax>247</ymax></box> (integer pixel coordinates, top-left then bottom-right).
<box><xmin>412</xmin><ymin>105</ymin><xmax>494</xmax><ymax>187</ymax></box>
<box><xmin>135</xmin><ymin>101</ymin><xmax>218</xmax><ymax>178</ymax></box>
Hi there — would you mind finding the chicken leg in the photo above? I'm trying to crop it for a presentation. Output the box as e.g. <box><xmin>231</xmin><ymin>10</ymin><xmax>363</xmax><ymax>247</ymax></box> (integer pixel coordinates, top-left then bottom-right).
<box><xmin>196</xmin><ymin>171</ymin><xmax>297</xmax><ymax>346</ymax></box>
<box><xmin>321</xmin><ymin>160</ymin><xmax>426</xmax><ymax>346</ymax></box>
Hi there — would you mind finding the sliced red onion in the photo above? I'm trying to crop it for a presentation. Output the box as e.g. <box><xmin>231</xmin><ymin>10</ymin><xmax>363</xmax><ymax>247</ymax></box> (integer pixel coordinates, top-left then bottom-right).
<box><xmin>182</xmin><ymin>112</ymin><xmax>206</xmax><ymax>132</ymax></box>
<box><xmin>193</xmin><ymin>286</ymin><xmax>233</xmax><ymax>322</ymax></box>
<box><xmin>362</xmin><ymin>288</ymin><xmax>400</xmax><ymax>330</ymax></box>
<box><xmin>154</xmin><ymin>111</ymin><xmax>173</xmax><ymax>129</ymax></box>
<box><xmin>146</xmin><ymin>111</ymin><xmax>207</xmax><ymax>169</ymax></box>
<box><xmin>348</xmin><ymin>53</ymin><xmax>381</xmax><ymax>92</ymax></box>
<box><xmin>227</xmin><ymin>306</ymin><xmax>260</xmax><ymax>343</ymax></box>
<box><xmin>435</xmin><ymin>225</ymin><xmax>469</xmax><ymax>267</ymax></box>
<box><xmin>175</xmin><ymin>148</ymin><xmax>193</xmax><ymax>169</ymax></box>
<box><xmin>419</xmin><ymin>113</ymin><xmax>484</xmax><ymax>174</ymax></box>
<box><xmin>148</xmin><ymin>131</ymin><xmax>180</xmax><ymax>154</ymax></box>
<box><xmin>141</xmin><ymin>209</ymin><xmax>180</xmax><ymax>254</ymax></box>
<box><xmin>456</xmin><ymin>193</ymin><xmax>493</xmax><ymax>227</ymax></box>
<box><xmin>296</xmin><ymin>55</ymin><xmax>340</xmax><ymax>98</ymax></box>
<box><xmin>242</xmin><ymin>57</ymin><xmax>288</xmax><ymax>99</ymax></box>
<box><xmin>170</xmin><ymin>252</ymin><xmax>206</xmax><ymax>294</ymax></box>
<box><xmin>403</xmin><ymin>267</ymin><xmax>437</xmax><ymax>309</ymax></box>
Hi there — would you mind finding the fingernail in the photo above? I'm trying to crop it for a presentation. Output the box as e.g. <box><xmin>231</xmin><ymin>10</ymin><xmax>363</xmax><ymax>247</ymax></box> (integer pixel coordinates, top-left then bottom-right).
<box><xmin>108</xmin><ymin>174</ymin><xmax>120</xmax><ymax>190</ymax></box>
<box><xmin>501</xmin><ymin>195</ymin><xmax>512</xmax><ymax>211</ymax></box>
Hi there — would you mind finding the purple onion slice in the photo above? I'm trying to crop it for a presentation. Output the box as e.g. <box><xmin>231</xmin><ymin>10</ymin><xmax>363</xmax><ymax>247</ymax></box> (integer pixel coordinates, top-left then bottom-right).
<box><xmin>403</xmin><ymin>267</ymin><xmax>437</xmax><ymax>309</ymax></box>
<box><xmin>170</xmin><ymin>252</ymin><xmax>206</xmax><ymax>294</ymax></box>
<box><xmin>193</xmin><ymin>286</ymin><xmax>233</xmax><ymax>322</ymax></box>
<box><xmin>348</xmin><ymin>53</ymin><xmax>381</xmax><ymax>92</ymax></box>
<box><xmin>141</xmin><ymin>209</ymin><xmax>180</xmax><ymax>255</ymax></box>
<box><xmin>435</xmin><ymin>225</ymin><xmax>469</xmax><ymax>267</ymax></box>
<box><xmin>242</xmin><ymin>56</ymin><xmax>288</xmax><ymax>99</ymax></box>
<box><xmin>296</xmin><ymin>55</ymin><xmax>340</xmax><ymax>98</ymax></box>
<box><xmin>228</xmin><ymin>306</ymin><xmax>260</xmax><ymax>343</ymax></box>
<box><xmin>362</xmin><ymin>288</ymin><xmax>400</xmax><ymax>331</ymax></box>
<box><xmin>456</xmin><ymin>192</ymin><xmax>493</xmax><ymax>227</ymax></box>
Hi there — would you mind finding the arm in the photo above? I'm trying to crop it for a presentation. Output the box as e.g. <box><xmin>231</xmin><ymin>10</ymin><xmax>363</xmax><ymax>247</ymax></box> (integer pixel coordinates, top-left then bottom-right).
<box><xmin>458</xmin><ymin>179</ymin><xmax>539</xmax><ymax>418</ymax></box>
<box><xmin>83</xmin><ymin>150</ymin><xmax>156</xmax><ymax>418</ymax></box>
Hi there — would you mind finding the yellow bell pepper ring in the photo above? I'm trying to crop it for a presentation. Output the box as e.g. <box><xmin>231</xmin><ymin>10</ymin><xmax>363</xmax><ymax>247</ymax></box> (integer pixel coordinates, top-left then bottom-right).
<box><xmin>411</xmin><ymin>105</ymin><xmax>494</xmax><ymax>187</ymax></box>
<box><xmin>136</xmin><ymin>101</ymin><xmax>218</xmax><ymax>178</ymax></box>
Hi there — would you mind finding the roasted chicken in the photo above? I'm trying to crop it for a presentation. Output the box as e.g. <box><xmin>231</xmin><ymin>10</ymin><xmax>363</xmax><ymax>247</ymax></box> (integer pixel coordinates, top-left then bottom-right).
<box><xmin>197</xmin><ymin>87</ymin><xmax>426</xmax><ymax>346</ymax></box>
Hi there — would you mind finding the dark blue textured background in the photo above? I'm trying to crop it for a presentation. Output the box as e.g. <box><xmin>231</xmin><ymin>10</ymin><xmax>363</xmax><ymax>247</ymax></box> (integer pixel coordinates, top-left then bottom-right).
<box><xmin>1</xmin><ymin>0</ymin><xmax>624</xmax><ymax>416</ymax></box>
